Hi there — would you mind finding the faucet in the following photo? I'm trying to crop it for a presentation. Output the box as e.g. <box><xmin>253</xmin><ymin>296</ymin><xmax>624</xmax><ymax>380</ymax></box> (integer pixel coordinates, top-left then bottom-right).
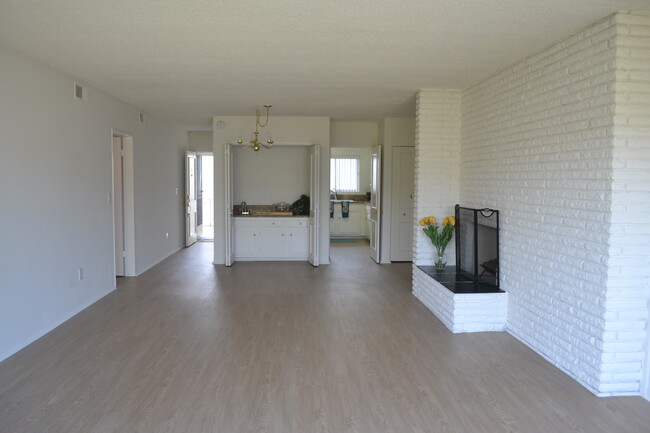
<box><xmin>330</xmin><ymin>189</ymin><xmax>338</xmax><ymax>200</ymax></box>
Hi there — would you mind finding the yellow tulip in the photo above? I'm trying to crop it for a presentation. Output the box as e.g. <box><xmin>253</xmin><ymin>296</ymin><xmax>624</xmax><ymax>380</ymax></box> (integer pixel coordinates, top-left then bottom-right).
<box><xmin>442</xmin><ymin>217</ymin><xmax>449</xmax><ymax>226</ymax></box>
<box><xmin>448</xmin><ymin>216</ymin><xmax>456</xmax><ymax>226</ymax></box>
<box><xmin>428</xmin><ymin>216</ymin><xmax>436</xmax><ymax>225</ymax></box>
<box><xmin>419</xmin><ymin>218</ymin><xmax>426</xmax><ymax>226</ymax></box>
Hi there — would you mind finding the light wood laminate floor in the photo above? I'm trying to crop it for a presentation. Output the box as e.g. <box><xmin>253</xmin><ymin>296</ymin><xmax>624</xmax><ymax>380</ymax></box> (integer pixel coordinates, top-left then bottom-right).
<box><xmin>1</xmin><ymin>242</ymin><xmax>648</xmax><ymax>433</ymax></box>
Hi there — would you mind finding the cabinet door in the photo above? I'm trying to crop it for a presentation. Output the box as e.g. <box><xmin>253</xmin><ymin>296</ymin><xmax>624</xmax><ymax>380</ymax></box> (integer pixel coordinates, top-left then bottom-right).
<box><xmin>329</xmin><ymin>217</ymin><xmax>339</xmax><ymax>236</ymax></box>
<box><xmin>287</xmin><ymin>230</ymin><xmax>309</xmax><ymax>258</ymax></box>
<box><xmin>259</xmin><ymin>229</ymin><xmax>287</xmax><ymax>256</ymax></box>
<box><xmin>337</xmin><ymin>212</ymin><xmax>362</xmax><ymax>236</ymax></box>
<box><xmin>233</xmin><ymin>228</ymin><xmax>257</xmax><ymax>258</ymax></box>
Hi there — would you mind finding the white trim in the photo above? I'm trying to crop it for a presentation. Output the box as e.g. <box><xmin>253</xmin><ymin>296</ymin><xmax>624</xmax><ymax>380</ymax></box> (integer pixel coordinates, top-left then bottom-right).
<box><xmin>111</xmin><ymin>130</ymin><xmax>136</xmax><ymax>279</ymax></box>
<box><xmin>135</xmin><ymin>246</ymin><xmax>183</xmax><ymax>276</ymax></box>
<box><xmin>310</xmin><ymin>144</ymin><xmax>320</xmax><ymax>266</ymax></box>
<box><xmin>224</xmin><ymin>144</ymin><xmax>233</xmax><ymax>266</ymax></box>
<box><xmin>0</xmin><ymin>288</ymin><xmax>113</xmax><ymax>363</ymax></box>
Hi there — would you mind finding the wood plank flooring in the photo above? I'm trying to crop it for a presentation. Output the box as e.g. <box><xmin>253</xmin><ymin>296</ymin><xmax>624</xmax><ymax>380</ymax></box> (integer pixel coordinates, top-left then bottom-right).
<box><xmin>1</xmin><ymin>242</ymin><xmax>648</xmax><ymax>433</ymax></box>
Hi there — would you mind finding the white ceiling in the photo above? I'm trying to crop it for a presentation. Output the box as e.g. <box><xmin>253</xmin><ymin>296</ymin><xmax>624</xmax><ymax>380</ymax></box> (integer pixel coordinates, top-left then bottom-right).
<box><xmin>1</xmin><ymin>1</ymin><xmax>649</xmax><ymax>128</ymax></box>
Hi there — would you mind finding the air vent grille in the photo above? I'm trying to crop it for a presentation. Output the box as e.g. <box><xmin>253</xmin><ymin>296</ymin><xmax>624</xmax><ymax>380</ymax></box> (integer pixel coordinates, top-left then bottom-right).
<box><xmin>74</xmin><ymin>82</ymin><xmax>88</xmax><ymax>101</ymax></box>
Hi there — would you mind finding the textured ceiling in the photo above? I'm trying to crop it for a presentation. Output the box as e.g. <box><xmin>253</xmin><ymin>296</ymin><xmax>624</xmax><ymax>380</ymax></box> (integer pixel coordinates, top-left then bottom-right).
<box><xmin>1</xmin><ymin>1</ymin><xmax>649</xmax><ymax>128</ymax></box>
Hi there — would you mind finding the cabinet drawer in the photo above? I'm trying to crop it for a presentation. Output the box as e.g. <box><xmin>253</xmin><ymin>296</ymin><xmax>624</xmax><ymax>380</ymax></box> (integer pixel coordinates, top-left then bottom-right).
<box><xmin>233</xmin><ymin>218</ymin><xmax>259</xmax><ymax>227</ymax></box>
<box><xmin>261</xmin><ymin>219</ymin><xmax>288</xmax><ymax>228</ymax></box>
<box><xmin>286</xmin><ymin>219</ymin><xmax>309</xmax><ymax>228</ymax></box>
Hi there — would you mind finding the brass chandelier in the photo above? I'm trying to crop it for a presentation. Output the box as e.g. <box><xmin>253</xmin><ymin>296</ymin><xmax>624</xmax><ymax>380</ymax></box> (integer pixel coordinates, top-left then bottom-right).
<box><xmin>238</xmin><ymin>105</ymin><xmax>274</xmax><ymax>151</ymax></box>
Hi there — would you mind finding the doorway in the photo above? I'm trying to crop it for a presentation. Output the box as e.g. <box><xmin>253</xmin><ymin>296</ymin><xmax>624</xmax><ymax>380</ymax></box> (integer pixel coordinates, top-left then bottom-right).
<box><xmin>112</xmin><ymin>132</ymin><xmax>136</xmax><ymax>278</ymax></box>
<box><xmin>329</xmin><ymin>147</ymin><xmax>372</xmax><ymax>256</ymax></box>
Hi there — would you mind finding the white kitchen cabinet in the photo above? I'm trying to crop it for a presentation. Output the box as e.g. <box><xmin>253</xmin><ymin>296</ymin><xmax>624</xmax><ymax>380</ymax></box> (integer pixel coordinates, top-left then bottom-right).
<box><xmin>233</xmin><ymin>227</ymin><xmax>257</xmax><ymax>257</ymax></box>
<box><xmin>233</xmin><ymin>217</ymin><xmax>309</xmax><ymax>260</ymax></box>
<box><xmin>287</xmin><ymin>230</ymin><xmax>309</xmax><ymax>256</ymax></box>
<box><xmin>330</xmin><ymin>202</ymin><xmax>367</xmax><ymax>238</ymax></box>
<box><xmin>259</xmin><ymin>229</ymin><xmax>286</xmax><ymax>256</ymax></box>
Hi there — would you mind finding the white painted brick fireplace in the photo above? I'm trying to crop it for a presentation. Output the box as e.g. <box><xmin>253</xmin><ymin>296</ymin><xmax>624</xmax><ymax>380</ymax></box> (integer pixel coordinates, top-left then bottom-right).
<box><xmin>414</xmin><ymin>12</ymin><xmax>650</xmax><ymax>397</ymax></box>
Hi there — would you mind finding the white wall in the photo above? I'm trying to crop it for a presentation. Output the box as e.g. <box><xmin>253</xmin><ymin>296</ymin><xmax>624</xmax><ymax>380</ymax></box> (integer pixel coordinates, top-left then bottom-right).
<box><xmin>212</xmin><ymin>116</ymin><xmax>331</xmax><ymax>265</ymax></box>
<box><xmin>461</xmin><ymin>16</ymin><xmax>619</xmax><ymax>394</ymax></box>
<box><xmin>233</xmin><ymin>146</ymin><xmax>310</xmax><ymax>204</ymax></box>
<box><xmin>611</xmin><ymin>12</ymin><xmax>650</xmax><ymax>399</ymax></box>
<box><xmin>413</xmin><ymin>13</ymin><xmax>650</xmax><ymax>396</ymax></box>
<box><xmin>0</xmin><ymin>42</ymin><xmax>187</xmax><ymax>362</ymax></box>
<box><xmin>188</xmin><ymin>131</ymin><xmax>213</xmax><ymax>153</ymax></box>
<box><xmin>330</xmin><ymin>121</ymin><xmax>378</xmax><ymax>147</ymax></box>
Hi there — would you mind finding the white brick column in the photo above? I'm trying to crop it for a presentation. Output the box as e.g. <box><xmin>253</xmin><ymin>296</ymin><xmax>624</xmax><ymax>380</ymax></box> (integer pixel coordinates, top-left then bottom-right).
<box><xmin>414</xmin><ymin>90</ymin><xmax>461</xmax><ymax>266</ymax></box>
<box><xmin>606</xmin><ymin>12</ymin><xmax>650</xmax><ymax>396</ymax></box>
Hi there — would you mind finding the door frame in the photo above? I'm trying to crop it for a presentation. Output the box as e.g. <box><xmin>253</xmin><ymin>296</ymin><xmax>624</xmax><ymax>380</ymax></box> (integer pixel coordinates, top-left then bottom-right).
<box><xmin>185</xmin><ymin>151</ymin><xmax>198</xmax><ymax>246</ymax></box>
<box><xmin>111</xmin><ymin>130</ymin><xmax>136</xmax><ymax>279</ymax></box>
<box><xmin>309</xmin><ymin>144</ymin><xmax>320</xmax><ymax>266</ymax></box>
<box><xmin>369</xmin><ymin>145</ymin><xmax>382</xmax><ymax>263</ymax></box>
<box><xmin>224</xmin><ymin>142</ymin><xmax>319</xmax><ymax>266</ymax></box>
<box><xmin>224</xmin><ymin>144</ymin><xmax>233</xmax><ymax>266</ymax></box>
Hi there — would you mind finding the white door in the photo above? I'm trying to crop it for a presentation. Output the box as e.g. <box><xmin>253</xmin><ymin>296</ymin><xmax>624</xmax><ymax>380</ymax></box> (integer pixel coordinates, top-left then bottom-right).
<box><xmin>112</xmin><ymin>135</ymin><xmax>125</xmax><ymax>276</ymax></box>
<box><xmin>370</xmin><ymin>146</ymin><xmax>382</xmax><ymax>263</ymax></box>
<box><xmin>185</xmin><ymin>151</ymin><xmax>198</xmax><ymax>246</ymax></box>
<box><xmin>390</xmin><ymin>147</ymin><xmax>415</xmax><ymax>261</ymax></box>
<box><xmin>309</xmin><ymin>145</ymin><xmax>320</xmax><ymax>266</ymax></box>
<box><xmin>224</xmin><ymin>144</ymin><xmax>234</xmax><ymax>266</ymax></box>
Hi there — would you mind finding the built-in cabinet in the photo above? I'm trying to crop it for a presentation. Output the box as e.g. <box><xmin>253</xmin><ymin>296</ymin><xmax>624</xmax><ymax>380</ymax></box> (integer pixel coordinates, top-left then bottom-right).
<box><xmin>330</xmin><ymin>202</ymin><xmax>367</xmax><ymax>238</ymax></box>
<box><xmin>233</xmin><ymin>217</ymin><xmax>309</xmax><ymax>260</ymax></box>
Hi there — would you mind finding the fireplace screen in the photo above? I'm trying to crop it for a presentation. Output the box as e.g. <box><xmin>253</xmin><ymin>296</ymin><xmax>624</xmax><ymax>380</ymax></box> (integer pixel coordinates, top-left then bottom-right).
<box><xmin>455</xmin><ymin>205</ymin><xmax>500</xmax><ymax>288</ymax></box>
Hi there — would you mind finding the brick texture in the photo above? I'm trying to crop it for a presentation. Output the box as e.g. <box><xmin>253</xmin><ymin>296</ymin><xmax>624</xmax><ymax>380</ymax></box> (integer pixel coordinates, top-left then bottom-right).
<box><xmin>414</xmin><ymin>13</ymin><xmax>650</xmax><ymax>396</ymax></box>
<box><xmin>413</xmin><ymin>267</ymin><xmax>507</xmax><ymax>333</ymax></box>
<box><xmin>414</xmin><ymin>90</ymin><xmax>461</xmax><ymax>266</ymax></box>
<box><xmin>461</xmin><ymin>14</ymin><xmax>620</xmax><ymax>395</ymax></box>
<box><xmin>604</xmin><ymin>12</ymin><xmax>650</xmax><ymax>395</ymax></box>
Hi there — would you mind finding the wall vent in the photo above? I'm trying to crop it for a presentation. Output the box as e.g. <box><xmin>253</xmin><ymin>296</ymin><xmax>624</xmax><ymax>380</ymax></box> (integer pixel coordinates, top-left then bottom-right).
<box><xmin>74</xmin><ymin>82</ymin><xmax>88</xmax><ymax>101</ymax></box>
<box><xmin>139</xmin><ymin>111</ymin><xmax>144</xmax><ymax>123</ymax></box>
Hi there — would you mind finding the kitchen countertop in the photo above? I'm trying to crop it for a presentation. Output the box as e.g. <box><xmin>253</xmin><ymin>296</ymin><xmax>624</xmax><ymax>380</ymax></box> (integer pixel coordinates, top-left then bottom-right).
<box><xmin>234</xmin><ymin>214</ymin><xmax>308</xmax><ymax>218</ymax></box>
<box><xmin>330</xmin><ymin>200</ymin><xmax>370</xmax><ymax>204</ymax></box>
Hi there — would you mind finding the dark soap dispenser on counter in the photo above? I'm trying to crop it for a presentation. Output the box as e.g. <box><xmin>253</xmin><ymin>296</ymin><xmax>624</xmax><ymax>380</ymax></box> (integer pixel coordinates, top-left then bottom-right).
<box><xmin>240</xmin><ymin>201</ymin><xmax>249</xmax><ymax>215</ymax></box>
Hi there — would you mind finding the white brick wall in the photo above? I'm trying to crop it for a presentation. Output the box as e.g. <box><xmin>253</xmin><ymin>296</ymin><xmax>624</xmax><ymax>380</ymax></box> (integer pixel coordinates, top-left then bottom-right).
<box><xmin>414</xmin><ymin>12</ymin><xmax>650</xmax><ymax>397</ymax></box>
<box><xmin>606</xmin><ymin>12</ymin><xmax>650</xmax><ymax>395</ymax></box>
<box><xmin>412</xmin><ymin>267</ymin><xmax>507</xmax><ymax>333</ymax></box>
<box><xmin>458</xmin><ymin>13</ymin><xmax>650</xmax><ymax>396</ymax></box>
<box><xmin>414</xmin><ymin>90</ymin><xmax>461</xmax><ymax>266</ymax></box>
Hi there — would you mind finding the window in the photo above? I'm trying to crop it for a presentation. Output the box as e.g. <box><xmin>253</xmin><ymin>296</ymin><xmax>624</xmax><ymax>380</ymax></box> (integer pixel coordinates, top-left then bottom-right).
<box><xmin>330</xmin><ymin>157</ymin><xmax>360</xmax><ymax>192</ymax></box>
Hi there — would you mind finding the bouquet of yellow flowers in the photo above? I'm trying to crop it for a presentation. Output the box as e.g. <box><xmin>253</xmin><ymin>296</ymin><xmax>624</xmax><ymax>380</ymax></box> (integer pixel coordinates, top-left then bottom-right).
<box><xmin>419</xmin><ymin>215</ymin><xmax>455</xmax><ymax>270</ymax></box>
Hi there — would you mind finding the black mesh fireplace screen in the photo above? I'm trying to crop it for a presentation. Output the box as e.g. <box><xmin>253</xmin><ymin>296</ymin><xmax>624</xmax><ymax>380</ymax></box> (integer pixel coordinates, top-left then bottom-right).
<box><xmin>455</xmin><ymin>205</ymin><xmax>500</xmax><ymax>288</ymax></box>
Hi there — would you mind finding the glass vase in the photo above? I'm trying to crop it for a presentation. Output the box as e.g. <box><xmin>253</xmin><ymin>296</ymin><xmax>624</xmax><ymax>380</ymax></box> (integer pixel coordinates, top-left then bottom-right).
<box><xmin>435</xmin><ymin>251</ymin><xmax>447</xmax><ymax>271</ymax></box>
